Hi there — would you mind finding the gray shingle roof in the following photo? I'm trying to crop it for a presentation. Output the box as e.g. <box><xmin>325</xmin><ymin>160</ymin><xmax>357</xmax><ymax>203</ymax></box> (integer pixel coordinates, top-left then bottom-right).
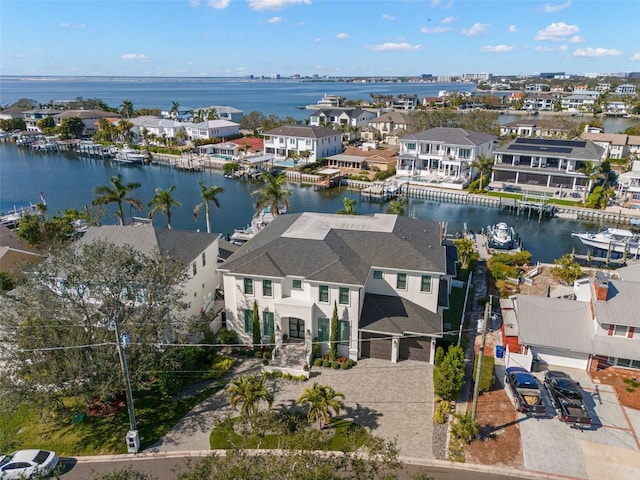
<box><xmin>78</xmin><ymin>225</ymin><xmax>218</xmax><ymax>265</ymax></box>
<box><xmin>220</xmin><ymin>213</ymin><xmax>447</xmax><ymax>285</ymax></box>
<box><xmin>401</xmin><ymin>127</ymin><xmax>497</xmax><ymax>146</ymax></box>
<box><xmin>263</xmin><ymin>125</ymin><xmax>339</xmax><ymax>138</ymax></box>
<box><xmin>360</xmin><ymin>293</ymin><xmax>442</xmax><ymax>336</ymax></box>
<box><xmin>593</xmin><ymin>279</ymin><xmax>640</xmax><ymax>327</ymax></box>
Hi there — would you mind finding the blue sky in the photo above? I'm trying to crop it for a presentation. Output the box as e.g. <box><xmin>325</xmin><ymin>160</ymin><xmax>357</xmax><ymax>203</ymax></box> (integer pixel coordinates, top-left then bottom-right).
<box><xmin>1</xmin><ymin>0</ymin><xmax>639</xmax><ymax>77</ymax></box>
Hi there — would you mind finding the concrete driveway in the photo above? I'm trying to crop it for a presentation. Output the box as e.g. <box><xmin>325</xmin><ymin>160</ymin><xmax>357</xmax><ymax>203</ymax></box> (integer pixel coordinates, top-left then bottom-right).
<box><xmin>498</xmin><ymin>364</ymin><xmax>640</xmax><ymax>480</ymax></box>
<box><xmin>151</xmin><ymin>357</ymin><xmax>434</xmax><ymax>460</ymax></box>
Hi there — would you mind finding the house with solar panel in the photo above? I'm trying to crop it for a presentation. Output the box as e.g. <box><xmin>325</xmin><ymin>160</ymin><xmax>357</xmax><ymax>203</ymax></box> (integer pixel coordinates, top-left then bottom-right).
<box><xmin>491</xmin><ymin>137</ymin><xmax>606</xmax><ymax>192</ymax></box>
<box><xmin>218</xmin><ymin>212</ymin><xmax>455</xmax><ymax>369</ymax></box>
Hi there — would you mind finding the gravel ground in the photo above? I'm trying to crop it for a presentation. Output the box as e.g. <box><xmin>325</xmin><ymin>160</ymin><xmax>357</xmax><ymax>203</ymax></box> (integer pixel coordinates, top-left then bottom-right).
<box><xmin>432</xmin><ymin>418</ymin><xmax>448</xmax><ymax>459</ymax></box>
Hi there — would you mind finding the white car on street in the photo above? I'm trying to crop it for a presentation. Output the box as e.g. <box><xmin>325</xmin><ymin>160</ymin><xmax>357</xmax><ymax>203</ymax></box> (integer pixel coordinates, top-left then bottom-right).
<box><xmin>0</xmin><ymin>450</ymin><xmax>59</xmax><ymax>479</ymax></box>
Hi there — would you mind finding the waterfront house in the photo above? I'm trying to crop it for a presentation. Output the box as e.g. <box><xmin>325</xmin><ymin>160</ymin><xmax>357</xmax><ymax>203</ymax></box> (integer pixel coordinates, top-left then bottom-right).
<box><xmin>397</xmin><ymin>127</ymin><xmax>497</xmax><ymax>188</ymax></box>
<box><xmin>262</xmin><ymin>125</ymin><xmax>343</xmax><ymax>163</ymax></box>
<box><xmin>0</xmin><ymin>105</ymin><xmax>28</xmax><ymax>122</ymax></box>
<box><xmin>191</xmin><ymin>105</ymin><xmax>243</xmax><ymax>123</ymax></box>
<box><xmin>218</xmin><ymin>213</ymin><xmax>453</xmax><ymax>364</ymax></box>
<box><xmin>77</xmin><ymin>225</ymin><xmax>222</xmax><ymax>321</ymax></box>
<box><xmin>22</xmin><ymin>108</ymin><xmax>61</xmax><ymax>132</ymax></box>
<box><xmin>130</xmin><ymin>116</ymin><xmax>183</xmax><ymax>143</ymax></box>
<box><xmin>615</xmin><ymin>84</ymin><xmax>637</xmax><ymax>95</ymax></box>
<box><xmin>308</xmin><ymin>108</ymin><xmax>376</xmax><ymax>139</ymax></box>
<box><xmin>617</xmin><ymin>160</ymin><xmax>640</xmax><ymax>209</ymax></box>
<box><xmin>523</xmin><ymin>94</ymin><xmax>556</xmax><ymax>112</ymax></box>
<box><xmin>325</xmin><ymin>145</ymin><xmax>397</xmax><ymax>174</ymax></box>
<box><xmin>580</xmin><ymin>132</ymin><xmax>631</xmax><ymax>159</ymax></box>
<box><xmin>196</xmin><ymin>137</ymin><xmax>264</xmax><ymax>161</ymax></box>
<box><xmin>561</xmin><ymin>93</ymin><xmax>598</xmax><ymax>113</ymax></box>
<box><xmin>364</xmin><ymin>111</ymin><xmax>411</xmax><ymax>144</ymax></box>
<box><xmin>499</xmin><ymin>120</ymin><xmax>572</xmax><ymax>139</ymax></box>
<box><xmin>491</xmin><ymin>137</ymin><xmax>606</xmax><ymax>191</ymax></box>
<box><xmin>499</xmin><ymin>272</ymin><xmax>640</xmax><ymax>373</ymax></box>
<box><xmin>182</xmin><ymin>119</ymin><xmax>240</xmax><ymax>141</ymax></box>
<box><xmin>386</xmin><ymin>94</ymin><xmax>419</xmax><ymax>111</ymax></box>
<box><xmin>53</xmin><ymin>110</ymin><xmax>117</xmax><ymax>135</ymax></box>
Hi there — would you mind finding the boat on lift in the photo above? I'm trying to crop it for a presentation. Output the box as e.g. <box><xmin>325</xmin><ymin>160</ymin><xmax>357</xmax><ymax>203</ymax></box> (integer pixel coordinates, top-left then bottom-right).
<box><xmin>572</xmin><ymin>228</ymin><xmax>640</xmax><ymax>256</ymax></box>
<box><xmin>487</xmin><ymin>222</ymin><xmax>518</xmax><ymax>250</ymax></box>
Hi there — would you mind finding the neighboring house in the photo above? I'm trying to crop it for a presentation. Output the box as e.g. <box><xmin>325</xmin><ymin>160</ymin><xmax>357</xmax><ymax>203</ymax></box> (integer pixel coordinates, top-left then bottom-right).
<box><xmin>53</xmin><ymin>110</ymin><xmax>117</xmax><ymax>135</ymax></box>
<box><xmin>77</xmin><ymin>225</ymin><xmax>221</xmax><ymax>320</ymax></box>
<box><xmin>561</xmin><ymin>94</ymin><xmax>598</xmax><ymax>113</ymax></box>
<box><xmin>183</xmin><ymin>119</ymin><xmax>240</xmax><ymax>141</ymax></box>
<box><xmin>365</xmin><ymin>111</ymin><xmax>411</xmax><ymax>143</ymax></box>
<box><xmin>397</xmin><ymin>127</ymin><xmax>497</xmax><ymax>186</ymax></box>
<box><xmin>498</xmin><ymin>120</ymin><xmax>572</xmax><ymax>138</ymax></box>
<box><xmin>131</xmin><ymin>116</ymin><xmax>183</xmax><ymax>142</ymax></box>
<box><xmin>421</xmin><ymin>97</ymin><xmax>446</xmax><ymax>108</ymax></box>
<box><xmin>523</xmin><ymin>94</ymin><xmax>556</xmax><ymax>112</ymax></box>
<box><xmin>325</xmin><ymin>146</ymin><xmax>397</xmax><ymax>173</ymax></box>
<box><xmin>308</xmin><ymin>108</ymin><xmax>376</xmax><ymax>133</ymax></box>
<box><xmin>617</xmin><ymin>160</ymin><xmax>640</xmax><ymax>209</ymax></box>
<box><xmin>491</xmin><ymin>137</ymin><xmax>606</xmax><ymax>190</ymax></box>
<box><xmin>22</xmin><ymin>108</ymin><xmax>61</xmax><ymax>132</ymax></box>
<box><xmin>219</xmin><ymin>213</ymin><xmax>453</xmax><ymax>364</ymax></box>
<box><xmin>525</xmin><ymin>84</ymin><xmax>549</xmax><ymax>93</ymax></box>
<box><xmin>0</xmin><ymin>105</ymin><xmax>27</xmax><ymax>122</ymax></box>
<box><xmin>500</xmin><ymin>272</ymin><xmax>640</xmax><ymax>373</ymax></box>
<box><xmin>615</xmin><ymin>84</ymin><xmax>637</xmax><ymax>95</ymax></box>
<box><xmin>192</xmin><ymin>105</ymin><xmax>244</xmax><ymax>123</ymax></box>
<box><xmin>386</xmin><ymin>94</ymin><xmax>419</xmax><ymax>111</ymax></box>
<box><xmin>195</xmin><ymin>136</ymin><xmax>264</xmax><ymax>161</ymax></box>
<box><xmin>580</xmin><ymin>132</ymin><xmax>631</xmax><ymax>159</ymax></box>
<box><xmin>262</xmin><ymin>125</ymin><xmax>343</xmax><ymax>162</ymax></box>
<box><xmin>0</xmin><ymin>224</ymin><xmax>44</xmax><ymax>273</ymax></box>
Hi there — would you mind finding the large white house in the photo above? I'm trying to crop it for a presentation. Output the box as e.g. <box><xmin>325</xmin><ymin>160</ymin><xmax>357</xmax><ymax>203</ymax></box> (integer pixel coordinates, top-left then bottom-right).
<box><xmin>77</xmin><ymin>225</ymin><xmax>222</xmax><ymax>320</ymax></box>
<box><xmin>262</xmin><ymin>125</ymin><xmax>343</xmax><ymax>162</ymax></box>
<box><xmin>182</xmin><ymin>119</ymin><xmax>240</xmax><ymax>141</ymax></box>
<box><xmin>397</xmin><ymin>127</ymin><xmax>497</xmax><ymax>186</ymax></box>
<box><xmin>219</xmin><ymin>213</ymin><xmax>453</xmax><ymax>364</ymax></box>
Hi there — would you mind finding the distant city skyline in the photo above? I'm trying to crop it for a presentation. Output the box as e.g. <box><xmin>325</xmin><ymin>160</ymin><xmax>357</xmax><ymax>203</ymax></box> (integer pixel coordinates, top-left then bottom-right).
<box><xmin>1</xmin><ymin>0</ymin><xmax>639</xmax><ymax>78</ymax></box>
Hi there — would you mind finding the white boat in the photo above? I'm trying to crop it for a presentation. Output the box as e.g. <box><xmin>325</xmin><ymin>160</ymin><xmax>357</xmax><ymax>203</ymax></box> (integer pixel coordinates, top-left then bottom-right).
<box><xmin>572</xmin><ymin>228</ymin><xmax>640</xmax><ymax>255</ymax></box>
<box><xmin>114</xmin><ymin>148</ymin><xmax>146</xmax><ymax>164</ymax></box>
<box><xmin>0</xmin><ymin>204</ymin><xmax>41</xmax><ymax>228</ymax></box>
<box><xmin>487</xmin><ymin>222</ymin><xmax>517</xmax><ymax>250</ymax></box>
<box><xmin>230</xmin><ymin>206</ymin><xmax>286</xmax><ymax>245</ymax></box>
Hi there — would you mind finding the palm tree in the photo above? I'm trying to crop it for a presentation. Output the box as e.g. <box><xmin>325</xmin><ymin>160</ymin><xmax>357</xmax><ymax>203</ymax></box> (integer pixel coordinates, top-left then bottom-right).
<box><xmin>206</xmin><ymin>107</ymin><xmax>218</xmax><ymax>120</ymax></box>
<box><xmin>252</xmin><ymin>172</ymin><xmax>291</xmax><ymax>217</ymax></box>
<box><xmin>120</xmin><ymin>99</ymin><xmax>134</xmax><ymax>119</ymax></box>
<box><xmin>118</xmin><ymin>118</ymin><xmax>134</xmax><ymax>145</ymax></box>
<box><xmin>170</xmin><ymin>101</ymin><xmax>180</xmax><ymax>120</ymax></box>
<box><xmin>387</xmin><ymin>198</ymin><xmax>408</xmax><ymax>216</ymax></box>
<box><xmin>470</xmin><ymin>153</ymin><xmax>495</xmax><ymax>192</ymax></box>
<box><xmin>227</xmin><ymin>375</ymin><xmax>273</xmax><ymax>426</ymax></box>
<box><xmin>296</xmin><ymin>382</ymin><xmax>345</xmax><ymax>429</ymax></box>
<box><xmin>92</xmin><ymin>174</ymin><xmax>143</xmax><ymax>226</ymax></box>
<box><xmin>336</xmin><ymin>197</ymin><xmax>358</xmax><ymax>215</ymax></box>
<box><xmin>148</xmin><ymin>186</ymin><xmax>181</xmax><ymax>229</ymax></box>
<box><xmin>579</xmin><ymin>162</ymin><xmax>603</xmax><ymax>204</ymax></box>
<box><xmin>193</xmin><ymin>180</ymin><xmax>225</xmax><ymax>234</ymax></box>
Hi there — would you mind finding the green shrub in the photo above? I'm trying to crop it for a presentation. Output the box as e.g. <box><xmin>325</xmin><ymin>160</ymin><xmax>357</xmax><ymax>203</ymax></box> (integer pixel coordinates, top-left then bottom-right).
<box><xmin>312</xmin><ymin>338</ymin><xmax>322</xmax><ymax>360</ymax></box>
<box><xmin>473</xmin><ymin>355</ymin><xmax>495</xmax><ymax>392</ymax></box>
<box><xmin>331</xmin><ymin>361</ymin><xmax>341</xmax><ymax>369</ymax></box>
<box><xmin>341</xmin><ymin>362</ymin><xmax>348</xmax><ymax>370</ymax></box>
<box><xmin>272</xmin><ymin>371</ymin><xmax>283</xmax><ymax>378</ymax></box>
<box><xmin>434</xmin><ymin>400</ymin><xmax>451</xmax><ymax>424</ymax></box>
<box><xmin>254</xmin><ymin>351</ymin><xmax>263</xmax><ymax>358</ymax></box>
<box><xmin>313</xmin><ymin>358</ymin><xmax>323</xmax><ymax>367</ymax></box>
<box><xmin>263</xmin><ymin>351</ymin><xmax>271</xmax><ymax>360</ymax></box>
<box><xmin>262</xmin><ymin>359</ymin><xmax>269</xmax><ymax>366</ymax></box>
<box><xmin>216</xmin><ymin>328</ymin><xmax>238</xmax><ymax>344</ymax></box>
<box><xmin>303</xmin><ymin>364</ymin><xmax>309</xmax><ymax>371</ymax></box>
<box><xmin>283</xmin><ymin>373</ymin><xmax>292</xmax><ymax>380</ymax></box>
<box><xmin>346</xmin><ymin>359</ymin><xmax>356</xmax><ymax>368</ymax></box>
<box><xmin>434</xmin><ymin>346</ymin><xmax>445</xmax><ymax>367</ymax></box>
<box><xmin>322</xmin><ymin>360</ymin><xmax>331</xmax><ymax>367</ymax></box>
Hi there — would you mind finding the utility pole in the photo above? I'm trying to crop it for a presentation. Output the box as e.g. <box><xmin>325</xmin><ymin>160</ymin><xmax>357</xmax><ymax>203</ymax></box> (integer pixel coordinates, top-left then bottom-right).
<box><xmin>113</xmin><ymin>312</ymin><xmax>139</xmax><ymax>453</ymax></box>
<box><xmin>471</xmin><ymin>295</ymin><xmax>491</xmax><ymax>421</ymax></box>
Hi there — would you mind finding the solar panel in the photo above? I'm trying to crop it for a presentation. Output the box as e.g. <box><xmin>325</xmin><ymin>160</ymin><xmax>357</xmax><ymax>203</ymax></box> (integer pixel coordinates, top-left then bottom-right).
<box><xmin>507</xmin><ymin>144</ymin><xmax>572</xmax><ymax>154</ymax></box>
<box><xmin>513</xmin><ymin>137</ymin><xmax>586</xmax><ymax>148</ymax></box>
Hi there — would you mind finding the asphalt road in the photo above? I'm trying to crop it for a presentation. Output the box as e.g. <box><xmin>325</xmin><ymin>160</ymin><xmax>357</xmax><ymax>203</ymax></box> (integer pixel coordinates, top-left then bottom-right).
<box><xmin>58</xmin><ymin>456</ymin><xmax>539</xmax><ymax>480</ymax></box>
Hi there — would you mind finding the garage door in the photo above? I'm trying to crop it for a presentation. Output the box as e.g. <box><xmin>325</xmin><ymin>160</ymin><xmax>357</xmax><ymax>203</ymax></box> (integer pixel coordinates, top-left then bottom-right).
<box><xmin>532</xmin><ymin>347</ymin><xmax>589</xmax><ymax>370</ymax></box>
<box><xmin>360</xmin><ymin>332</ymin><xmax>392</xmax><ymax>360</ymax></box>
<box><xmin>399</xmin><ymin>336</ymin><xmax>431</xmax><ymax>362</ymax></box>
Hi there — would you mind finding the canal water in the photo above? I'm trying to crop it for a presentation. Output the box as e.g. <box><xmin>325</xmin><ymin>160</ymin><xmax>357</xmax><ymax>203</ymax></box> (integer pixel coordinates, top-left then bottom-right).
<box><xmin>1</xmin><ymin>142</ymin><xmax>608</xmax><ymax>263</ymax></box>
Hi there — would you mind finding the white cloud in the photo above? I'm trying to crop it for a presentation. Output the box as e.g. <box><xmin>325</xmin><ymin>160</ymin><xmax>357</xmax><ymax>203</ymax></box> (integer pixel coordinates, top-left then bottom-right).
<box><xmin>535</xmin><ymin>22</ymin><xmax>579</xmax><ymax>41</ymax></box>
<box><xmin>441</xmin><ymin>16</ymin><xmax>458</xmax><ymax>24</ymax></box>
<box><xmin>480</xmin><ymin>44</ymin><xmax>514</xmax><ymax>53</ymax></box>
<box><xmin>382</xmin><ymin>14</ymin><xmax>395</xmax><ymax>21</ymax></box>
<box><xmin>508</xmin><ymin>25</ymin><xmax>518</xmax><ymax>33</ymax></box>
<box><xmin>336</xmin><ymin>32</ymin><xmax>351</xmax><ymax>39</ymax></box>
<box><xmin>59</xmin><ymin>22</ymin><xmax>85</xmax><ymax>29</ymax></box>
<box><xmin>265</xmin><ymin>16</ymin><xmax>283</xmax><ymax>23</ymax></box>
<box><xmin>207</xmin><ymin>0</ymin><xmax>229</xmax><ymax>8</ymax></box>
<box><xmin>535</xmin><ymin>45</ymin><xmax>568</xmax><ymax>52</ymax></box>
<box><xmin>541</xmin><ymin>0</ymin><xmax>571</xmax><ymax>13</ymax></box>
<box><xmin>190</xmin><ymin>0</ymin><xmax>201</xmax><ymax>6</ymax></box>
<box><xmin>573</xmin><ymin>47</ymin><xmax>622</xmax><ymax>58</ymax></box>
<box><xmin>366</xmin><ymin>42</ymin><xmax>421</xmax><ymax>52</ymax></box>
<box><xmin>421</xmin><ymin>26</ymin><xmax>450</xmax><ymax>33</ymax></box>
<box><xmin>120</xmin><ymin>53</ymin><xmax>148</xmax><ymax>61</ymax></box>
<box><xmin>631</xmin><ymin>53</ymin><xmax>640</xmax><ymax>61</ymax></box>
<box><xmin>248</xmin><ymin>0</ymin><xmax>310</xmax><ymax>11</ymax></box>
<box><xmin>430</xmin><ymin>0</ymin><xmax>442</xmax><ymax>6</ymax></box>
<box><xmin>461</xmin><ymin>23</ymin><xmax>489</xmax><ymax>36</ymax></box>
<box><xmin>295</xmin><ymin>21</ymin><xmax>304</xmax><ymax>27</ymax></box>
<box><xmin>568</xmin><ymin>35</ymin><xmax>584</xmax><ymax>43</ymax></box>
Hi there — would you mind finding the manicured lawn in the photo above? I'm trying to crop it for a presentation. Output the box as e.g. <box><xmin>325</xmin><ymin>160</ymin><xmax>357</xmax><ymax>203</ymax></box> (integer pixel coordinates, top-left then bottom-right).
<box><xmin>487</xmin><ymin>191</ymin><xmax>522</xmax><ymax>200</ymax></box>
<box><xmin>210</xmin><ymin>416</ymin><xmax>367</xmax><ymax>451</ymax></box>
<box><xmin>443</xmin><ymin>286</ymin><xmax>466</xmax><ymax>344</ymax></box>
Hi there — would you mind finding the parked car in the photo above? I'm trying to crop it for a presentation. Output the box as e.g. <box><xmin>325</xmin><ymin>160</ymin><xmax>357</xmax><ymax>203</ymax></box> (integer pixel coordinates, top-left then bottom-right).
<box><xmin>504</xmin><ymin>366</ymin><xmax>547</xmax><ymax>417</ymax></box>
<box><xmin>544</xmin><ymin>370</ymin><xmax>592</xmax><ymax>429</ymax></box>
<box><xmin>0</xmin><ymin>450</ymin><xmax>59</xmax><ymax>479</ymax></box>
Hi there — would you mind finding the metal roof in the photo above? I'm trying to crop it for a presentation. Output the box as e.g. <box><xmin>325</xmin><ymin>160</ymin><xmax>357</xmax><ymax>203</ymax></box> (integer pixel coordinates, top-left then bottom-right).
<box><xmin>263</xmin><ymin>125</ymin><xmax>339</xmax><ymax>139</ymax></box>
<box><xmin>401</xmin><ymin>127</ymin><xmax>497</xmax><ymax>146</ymax></box>
<box><xmin>593</xmin><ymin>279</ymin><xmax>640</xmax><ymax>327</ymax></box>
<box><xmin>220</xmin><ymin>213</ymin><xmax>447</xmax><ymax>285</ymax></box>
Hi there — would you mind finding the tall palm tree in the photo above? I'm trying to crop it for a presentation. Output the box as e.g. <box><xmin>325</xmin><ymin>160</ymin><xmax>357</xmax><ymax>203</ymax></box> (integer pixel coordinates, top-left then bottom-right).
<box><xmin>336</xmin><ymin>197</ymin><xmax>358</xmax><ymax>215</ymax></box>
<box><xmin>118</xmin><ymin>118</ymin><xmax>134</xmax><ymax>145</ymax></box>
<box><xmin>120</xmin><ymin>99</ymin><xmax>134</xmax><ymax>119</ymax></box>
<box><xmin>170</xmin><ymin>101</ymin><xmax>180</xmax><ymax>120</ymax></box>
<box><xmin>470</xmin><ymin>153</ymin><xmax>495</xmax><ymax>192</ymax></box>
<box><xmin>148</xmin><ymin>186</ymin><xmax>181</xmax><ymax>229</ymax></box>
<box><xmin>387</xmin><ymin>198</ymin><xmax>408</xmax><ymax>216</ymax></box>
<box><xmin>92</xmin><ymin>174</ymin><xmax>143</xmax><ymax>226</ymax></box>
<box><xmin>296</xmin><ymin>382</ymin><xmax>345</xmax><ymax>430</ymax></box>
<box><xmin>227</xmin><ymin>375</ymin><xmax>273</xmax><ymax>426</ymax></box>
<box><xmin>193</xmin><ymin>180</ymin><xmax>224</xmax><ymax>234</ymax></box>
<box><xmin>252</xmin><ymin>172</ymin><xmax>291</xmax><ymax>216</ymax></box>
